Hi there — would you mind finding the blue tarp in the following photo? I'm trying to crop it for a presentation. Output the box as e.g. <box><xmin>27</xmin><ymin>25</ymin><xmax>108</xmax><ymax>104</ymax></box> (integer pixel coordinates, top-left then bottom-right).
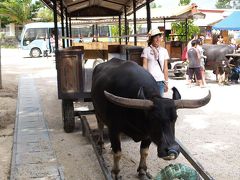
<box><xmin>213</xmin><ymin>11</ymin><xmax>240</xmax><ymax>31</ymax></box>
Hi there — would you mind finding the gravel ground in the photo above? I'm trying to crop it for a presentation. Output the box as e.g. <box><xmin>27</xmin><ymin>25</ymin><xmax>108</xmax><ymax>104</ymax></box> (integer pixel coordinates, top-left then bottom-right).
<box><xmin>0</xmin><ymin>48</ymin><xmax>240</xmax><ymax>180</ymax></box>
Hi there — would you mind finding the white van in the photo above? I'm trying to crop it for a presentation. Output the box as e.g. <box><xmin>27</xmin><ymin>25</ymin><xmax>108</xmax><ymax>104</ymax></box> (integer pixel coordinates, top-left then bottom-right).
<box><xmin>20</xmin><ymin>22</ymin><xmax>61</xmax><ymax>57</ymax></box>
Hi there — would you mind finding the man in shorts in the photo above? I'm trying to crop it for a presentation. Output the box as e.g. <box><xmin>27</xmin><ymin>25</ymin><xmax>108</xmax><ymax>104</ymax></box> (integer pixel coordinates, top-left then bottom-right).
<box><xmin>187</xmin><ymin>40</ymin><xmax>204</xmax><ymax>87</ymax></box>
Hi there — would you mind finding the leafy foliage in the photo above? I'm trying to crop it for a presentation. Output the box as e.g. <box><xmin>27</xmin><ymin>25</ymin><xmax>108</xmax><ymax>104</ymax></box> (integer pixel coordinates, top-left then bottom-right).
<box><xmin>110</xmin><ymin>24</ymin><xmax>144</xmax><ymax>42</ymax></box>
<box><xmin>110</xmin><ymin>25</ymin><xmax>126</xmax><ymax>42</ymax></box>
<box><xmin>216</xmin><ymin>0</ymin><xmax>240</xmax><ymax>9</ymax></box>
<box><xmin>179</xmin><ymin>0</ymin><xmax>191</xmax><ymax>6</ymax></box>
<box><xmin>171</xmin><ymin>20</ymin><xmax>200</xmax><ymax>41</ymax></box>
<box><xmin>36</xmin><ymin>7</ymin><xmax>53</xmax><ymax>22</ymax></box>
<box><xmin>31</xmin><ymin>1</ymin><xmax>44</xmax><ymax>19</ymax></box>
<box><xmin>0</xmin><ymin>16</ymin><xmax>11</xmax><ymax>28</ymax></box>
<box><xmin>0</xmin><ymin>0</ymin><xmax>31</xmax><ymax>25</ymax></box>
<box><xmin>0</xmin><ymin>0</ymin><xmax>50</xmax><ymax>26</ymax></box>
<box><xmin>215</xmin><ymin>0</ymin><xmax>231</xmax><ymax>8</ymax></box>
<box><xmin>150</xmin><ymin>2</ymin><xmax>162</xmax><ymax>8</ymax></box>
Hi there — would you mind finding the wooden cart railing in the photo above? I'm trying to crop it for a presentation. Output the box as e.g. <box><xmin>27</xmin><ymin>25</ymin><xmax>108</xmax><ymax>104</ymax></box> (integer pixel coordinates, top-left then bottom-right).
<box><xmin>56</xmin><ymin>44</ymin><xmax>143</xmax><ymax>132</ymax></box>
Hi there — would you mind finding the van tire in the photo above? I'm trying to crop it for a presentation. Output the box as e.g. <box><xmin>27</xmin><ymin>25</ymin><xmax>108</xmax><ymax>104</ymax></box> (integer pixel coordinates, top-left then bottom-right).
<box><xmin>30</xmin><ymin>48</ymin><xmax>41</xmax><ymax>58</ymax></box>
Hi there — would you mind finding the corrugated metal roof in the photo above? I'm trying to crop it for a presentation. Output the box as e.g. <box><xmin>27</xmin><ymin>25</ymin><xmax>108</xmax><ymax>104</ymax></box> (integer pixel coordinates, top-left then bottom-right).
<box><xmin>194</xmin><ymin>12</ymin><xmax>224</xmax><ymax>27</ymax></box>
<box><xmin>69</xmin><ymin>4</ymin><xmax>206</xmax><ymax>26</ymax></box>
<box><xmin>128</xmin><ymin>4</ymin><xmax>200</xmax><ymax>20</ymax></box>
<box><xmin>120</xmin><ymin>4</ymin><xmax>206</xmax><ymax>25</ymax></box>
<box><xmin>213</xmin><ymin>11</ymin><xmax>240</xmax><ymax>30</ymax></box>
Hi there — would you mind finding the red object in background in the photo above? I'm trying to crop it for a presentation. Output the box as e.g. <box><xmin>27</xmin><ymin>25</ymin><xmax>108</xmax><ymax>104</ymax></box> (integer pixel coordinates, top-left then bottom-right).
<box><xmin>181</xmin><ymin>46</ymin><xmax>188</xmax><ymax>61</ymax></box>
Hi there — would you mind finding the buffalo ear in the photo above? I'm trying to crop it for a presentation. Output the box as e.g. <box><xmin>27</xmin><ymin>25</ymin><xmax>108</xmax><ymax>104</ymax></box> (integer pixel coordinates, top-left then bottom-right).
<box><xmin>137</xmin><ymin>87</ymin><xmax>146</xmax><ymax>99</ymax></box>
<box><xmin>172</xmin><ymin>87</ymin><xmax>181</xmax><ymax>100</ymax></box>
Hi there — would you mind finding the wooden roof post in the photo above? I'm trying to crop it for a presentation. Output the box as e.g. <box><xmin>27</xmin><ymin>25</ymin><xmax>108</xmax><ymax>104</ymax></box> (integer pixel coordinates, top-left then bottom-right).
<box><xmin>118</xmin><ymin>15</ymin><xmax>122</xmax><ymax>44</ymax></box>
<box><xmin>124</xmin><ymin>6</ymin><xmax>128</xmax><ymax>45</ymax></box>
<box><xmin>60</xmin><ymin>0</ymin><xmax>65</xmax><ymax>48</ymax></box>
<box><xmin>146</xmin><ymin>0</ymin><xmax>151</xmax><ymax>32</ymax></box>
<box><xmin>65</xmin><ymin>8</ymin><xmax>69</xmax><ymax>47</ymax></box>
<box><xmin>69</xmin><ymin>16</ymin><xmax>72</xmax><ymax>46</ymax></box>
<box><xmin>53</xmin><ymin>0</ymin><xmax>59</xmax><ymax>51</ymax></box>
<box><xmin>133</xmin><ymin>0</ymin><xmax>137</xmax><ymax>46</ymax></box>
<box><xmin>95</xmin><ymin>24</ymin><xmax>98</xmax><ymax>42</ymax></box>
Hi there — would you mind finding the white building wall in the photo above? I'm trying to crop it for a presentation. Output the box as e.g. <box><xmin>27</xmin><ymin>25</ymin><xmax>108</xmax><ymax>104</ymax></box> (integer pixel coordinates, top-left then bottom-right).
<box><xmin>8</xmin><ymin>23</ymin><xmax>15</xmax><ymax>36</ymax></box>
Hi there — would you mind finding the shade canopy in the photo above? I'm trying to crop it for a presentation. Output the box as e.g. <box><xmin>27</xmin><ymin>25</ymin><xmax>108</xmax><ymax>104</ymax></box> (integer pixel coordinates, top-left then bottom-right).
<box><xmin>41</xmin><ymin>0</ymin><xmax>154</xmax><ymax>17</ymax></box>
<box><xmin>213</xmin><ymin>11</ymin><xmax>240</xmax><ymax>31</ymax></box>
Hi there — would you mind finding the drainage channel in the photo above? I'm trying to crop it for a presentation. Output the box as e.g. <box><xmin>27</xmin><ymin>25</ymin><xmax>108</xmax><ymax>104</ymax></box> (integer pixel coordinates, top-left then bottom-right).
<box><xmin>10</xmin><ymin>76</ymin><xmax>64</xmax><ymax>179</ymax></box>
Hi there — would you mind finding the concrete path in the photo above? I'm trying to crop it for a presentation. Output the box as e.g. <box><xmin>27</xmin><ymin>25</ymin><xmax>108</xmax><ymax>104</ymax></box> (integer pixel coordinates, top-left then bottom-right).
<box><xmin>10</xmin><ymin>76</ymin><xmax>64</xmax><ymax>179</ymax></box>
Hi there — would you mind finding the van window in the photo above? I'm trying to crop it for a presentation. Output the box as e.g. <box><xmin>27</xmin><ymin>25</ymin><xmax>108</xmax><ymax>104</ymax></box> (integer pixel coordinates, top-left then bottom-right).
<box><xmin>98</xmin><ymin>26</ymin><xmax>109</xmax><ymax>37</ymax></box>
<box><xmin>23</xmin><ymin>28</ymin><xmax>48</xmax><ymax>46</ymax></box>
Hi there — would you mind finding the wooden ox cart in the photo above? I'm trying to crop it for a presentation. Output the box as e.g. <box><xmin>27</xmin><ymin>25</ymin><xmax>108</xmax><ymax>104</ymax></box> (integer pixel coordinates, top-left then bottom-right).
<box><xmin>56</xmin><ymin>44</ymin><xmax>143</xmax><ymax>132</ymax></box>
<box><xmin>40</xmin><ymin>0</ymin><xmax>214</xmax><ymax>179</ymax></box>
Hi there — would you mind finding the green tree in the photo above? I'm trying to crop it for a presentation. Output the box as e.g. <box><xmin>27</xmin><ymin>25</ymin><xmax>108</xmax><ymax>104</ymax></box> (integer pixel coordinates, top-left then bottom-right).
<box><xmin>216</xmin><ymin>0</ymin><xmax>240</xmax><ymax>9</ymax></box>
<box><xmin>110</xmin><ymin>25</ymin><xmax>118</xmax><ymax>41</ymax></box>
<box><xmin>110</xmin><ymin>25</ymin><xmax>127</xmax><ymax>42</ymax></box>
<box><xmin>215</xmin><ymin>0</ymin><xmax>231</xmax><ymax>8</ymax></box>
<box><xmin>0</xmin><ymin>0</ymin><xmax>46</xmax><ymax>25</ymax></box>
<box><xmin>0</xmin><ymin>16</ymin><xmax>11</xmax><ymax>28</ymax></box>
<box><xmin>31</xmin><ymin>1</ymin><xmax>44</xmax><ymax>19</ymax></box>
<box><xmin>36</xmin><ymin>7</ymin><xmax>53</xmax><ymax>22</ymax></box>
<box><xmin>179</xmin><ymin>0</ymin><xmax>191</xmax><ymax>6</ymax></box>
<box><xmin>150</xmin><ymin>2</ymin><xmax>162</xmax><ymax>8</ymax></box>
<box><xmin>0</xmin><ymin>0</ymin><xmax>10</xmax><ymax>27</ymax></box>
<box><xmin>150</xmin><ymin>2</ymin><xmax>157</xmax><ymax>8</ymax></box>
<box><xmin>0</xmin><ymin>0</ymin><xmax>32</xmax><ymax>25</ymax></box>
<box><xmin>171</xmin><ymin>20</ymin><xmax>200</xmax><ymax>41</ymax></box>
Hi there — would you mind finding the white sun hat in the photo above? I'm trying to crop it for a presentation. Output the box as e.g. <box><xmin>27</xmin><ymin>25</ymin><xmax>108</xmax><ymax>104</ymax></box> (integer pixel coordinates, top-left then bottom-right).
<box><xmin>148</xmin><ymin>29</ymin><xmax>163</xmax><ymax>37</ymax></box>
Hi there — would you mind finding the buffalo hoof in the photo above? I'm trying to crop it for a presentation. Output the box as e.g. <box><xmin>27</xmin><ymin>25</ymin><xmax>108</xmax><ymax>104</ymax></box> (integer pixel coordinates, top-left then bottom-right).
<box><xmin>97</xmin><ymin>143</ymin><xmax>105</xmax><ymax>155</ymax></box>
<box><xmin>111</xmin><ymin>173</ymin><xmax>122</xmax><ymax>180</ymax></box>
<box><xmin>138</xmin><ymin>169</ymin><xmax>152</xmax><ymax>180</ymax></box>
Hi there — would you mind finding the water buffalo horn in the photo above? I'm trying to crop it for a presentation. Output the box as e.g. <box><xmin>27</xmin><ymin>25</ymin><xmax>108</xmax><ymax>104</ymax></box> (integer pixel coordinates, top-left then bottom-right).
<box><xmin>174</xmin><ymin>90</ymin><xmax>211</xmax><ymax>109</ymax></box>
<box><xmin>104</xmin><ymin>91</ymin><xmax>154</xmax><ymax>110</ymax></box>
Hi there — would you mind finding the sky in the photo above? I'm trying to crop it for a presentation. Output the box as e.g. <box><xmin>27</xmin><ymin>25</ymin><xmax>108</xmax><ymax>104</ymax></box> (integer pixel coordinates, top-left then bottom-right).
<box><xmin>155</xmin><ymin>0</ymin><xmax>218</xmax><ymax>9</ymax></box>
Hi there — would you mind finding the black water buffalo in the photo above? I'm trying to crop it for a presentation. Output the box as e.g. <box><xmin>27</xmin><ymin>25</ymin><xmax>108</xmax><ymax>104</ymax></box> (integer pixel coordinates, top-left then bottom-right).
<box><xmin>202</xmin><ymin>44</ymin><xmax>234</xmax><ymax>83</ymax></box>
<box><xmin>91</xmin><ymin>58</ymin><xmax>211</xmax><ymax>178</ymax></box>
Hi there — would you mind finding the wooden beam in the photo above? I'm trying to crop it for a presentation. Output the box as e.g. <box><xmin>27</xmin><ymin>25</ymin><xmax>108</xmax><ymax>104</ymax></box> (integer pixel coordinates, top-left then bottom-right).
<box><xmin>118</xmin><ymin>15</ymin><xmax>121</xmax><ymax>44</ymax></box>
<box><xmin>70</xmin><ymin>5</ymin><xmax>121</xmax><ymax>17</ymax></box>
<box><xmin>65</xmin><ymin>8</ymin><xmax>69</xmax><ymax>47</ymax></box>
<box><xmin>60</xmin><ymin>0</ymin><xmax>65</xmax><ymax>48</ymax></box>
<box><xmin>146</xmin><ymin>0</ymin><xmax>151</xmax><ymax>32</ymax></box>
<box><xmin>133</xmin><ymin>0</ymin><xmax>137</xmax><ymax>45</ymax></box>
<box><xmin>53</xmin><ymin>0</ymin><xmax>59</xmax><ymax>51</ymax></box>
<box><xmin>67</xmin><ymin>0</ymin><xmax>89</xmax><ymax>8</ymax></box>
<box><xmin>103</xmin><ymin>0</ymin><xmax>130</xmax><ymax>7</ymax></box>
<box><xmin>124</xmin><ymin>6</ymin><xmax>128</xmax><ymax>45</ymax></box>
<box><xmin>69</xmin><ymin>17</ymin><xmax>72</xmax><ymax>46</ymax></box>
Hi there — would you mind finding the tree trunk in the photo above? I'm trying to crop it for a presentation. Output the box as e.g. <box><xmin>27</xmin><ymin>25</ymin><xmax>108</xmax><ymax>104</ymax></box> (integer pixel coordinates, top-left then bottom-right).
<box><xmin>0</xmin><ymin>39</ymin><xmax>2</xmax><ymax>89</ymax></box>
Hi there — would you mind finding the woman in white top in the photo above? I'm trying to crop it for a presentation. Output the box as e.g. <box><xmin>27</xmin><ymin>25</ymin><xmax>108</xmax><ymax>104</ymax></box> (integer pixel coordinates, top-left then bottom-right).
<box><xmin>141</xmin><ymin>29</ymin><xmax>170</xmax><ymax>96</ymax></box>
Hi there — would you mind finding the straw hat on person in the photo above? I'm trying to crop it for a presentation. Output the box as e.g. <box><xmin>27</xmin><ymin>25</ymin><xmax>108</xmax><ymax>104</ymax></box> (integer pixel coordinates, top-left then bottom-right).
<box><xmin>148</xmin><ymin>29</ymin><xmax>163</xmax><ymax>37</ymax></box>
<box><xmin>147</xmin><ymin>29</ymin><xmax>164</xmax><ymax>46</ymax></box>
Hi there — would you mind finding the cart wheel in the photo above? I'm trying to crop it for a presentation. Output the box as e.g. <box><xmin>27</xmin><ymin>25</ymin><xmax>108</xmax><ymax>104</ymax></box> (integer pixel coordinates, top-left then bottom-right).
<box><xmin>62</xmin><ymin>100</ymin><xmax>75</xmax><ymax>133</ymax></box>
